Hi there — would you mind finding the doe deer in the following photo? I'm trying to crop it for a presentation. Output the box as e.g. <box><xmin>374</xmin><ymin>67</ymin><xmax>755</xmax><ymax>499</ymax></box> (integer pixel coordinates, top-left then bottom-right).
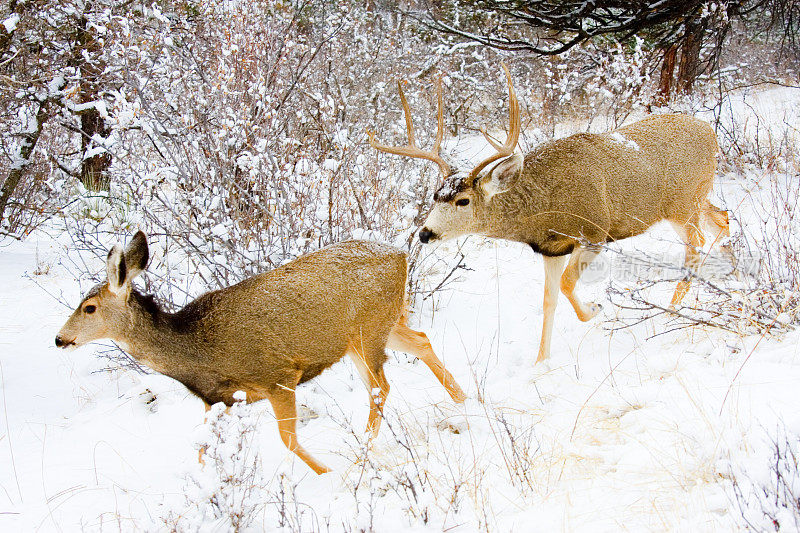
<box><xmin>370</xmin><ymin>64</ymin><xmax>732</xmax><ymax>363</ymax></box>
<box><xmin>55</xmin><ymin>232</ymin><xmax>467</xmax><ymax>474</ymax></box>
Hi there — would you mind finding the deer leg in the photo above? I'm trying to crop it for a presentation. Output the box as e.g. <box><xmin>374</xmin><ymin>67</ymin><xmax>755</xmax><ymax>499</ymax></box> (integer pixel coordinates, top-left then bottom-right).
<box><xmin>560</xmin><ymin>245</ymin><xmax>602</xmax><ymax>322</ymax></box>
<box><xmin>670</xmin><ymin>219</ymin><xmax>705</xmax><ymax>307</ymax></box>
<box><xmin>703</xmin><ymin>201</ymin><xmax>737</xmax><ymax>272</ymax></box>
<box><xmin>267</xmin><ymin>378</ymin><xmax>331</xmax><ymax>475</ymax></box>
<box><xmin>198</xmin><ymin>401</ymin><xmax>212</xmax><ymax>464</ymax></box>
<box><xmin>386</xmin><ymin>322</ymin><xmax>467</xmax><ymax>403</ymax></box>
<box><xmin>536</xmin><ymin>255</ymin><xmax>568</xmax><ymax>364</ymax></box>
<box><xmin>703</xmin><ymin>201</ymin><xmax>730</xmax><ymax>242</ymax></box>
<box><xmin>347</xmin><ymin>342</ymin><xmax>390</xmax><ymax>438</ymax></box>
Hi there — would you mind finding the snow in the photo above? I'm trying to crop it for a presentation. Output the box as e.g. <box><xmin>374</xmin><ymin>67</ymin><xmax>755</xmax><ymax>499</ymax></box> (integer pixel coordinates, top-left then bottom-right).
<box><xmin>2</xmin><ymin>14</ymin><xmax>18</xmax><ymax>33</ymax></box>
<box><xmin>609</xmin><ymin>131</ymin><xmax>641</xmax><ymax>151</ymax></box>
<box><xmin>333</xmin><ymin>129</ymin><xmax>349</xmax><ymax>147</ymax></box>
<box><xmin>323</xmin><ymin>158</ymin><xmax>340</xmax><ymax>171</ymax></box>
<box><xmin>210</xmin><ymin>223</ymin><xmax>228</xmax><ymax>237</ymax></box>
<box><xmin>82</xmin><ymin>145</ymin><xmax>107</xmax><ymax>160</ymax></box>
<box><xmin>69</xmin><ymin>100</ymin><xmax>109</xmax><ymax>118</ymax></box>
<box><xmin>47</xmin><ymin>76</ymin><xmax>65</xmax><ymax>96</ymax></box>
<box><xmin>698</xmin><ymin>84</ymin><xmax>800</xmax><ymax>151</ymax></box>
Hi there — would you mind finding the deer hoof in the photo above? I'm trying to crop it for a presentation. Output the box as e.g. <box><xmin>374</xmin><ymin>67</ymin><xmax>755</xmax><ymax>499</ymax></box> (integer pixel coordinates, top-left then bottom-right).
<box><xmin>579</xmin><ymin>302</ymin><xmax>602</xmax><ymax>322</ymax></box>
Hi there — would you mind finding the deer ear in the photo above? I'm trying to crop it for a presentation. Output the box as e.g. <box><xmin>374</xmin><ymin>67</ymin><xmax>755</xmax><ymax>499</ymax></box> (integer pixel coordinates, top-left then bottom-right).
<box><xmin>124</xmin><ymin>231</ymin><xmax>149</xmax><ymax>280</ymax></box>
<box><xmin>106</xmin><ymin>245</ymin><xmax>128</xmax><ymax>295</ymax></box>
<box><xmin>480</xmin><ymin>152</ymin><xmax>523</xmax><ymax>199</ymax></box>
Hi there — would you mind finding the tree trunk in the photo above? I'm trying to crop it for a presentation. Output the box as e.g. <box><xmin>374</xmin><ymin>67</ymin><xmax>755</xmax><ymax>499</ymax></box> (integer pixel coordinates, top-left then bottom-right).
<box><xmin>75</xmin><ymin>15</ymin><xmax>111</xmax><ymax>191</ymax></box>
<box><xmin>0</xmin><ymin>98</ymin><xmax>50</xmax><ymax>228</ymax></box>
<box><xmin>79</xmin><ymin>107</ymin><xmax>111</xmax><ymax>190</ymax></box>
<box><xmin>677</xmin><ymin>16</ymin><xmax>708</xmax><ymax>95</ymax></box>
<box><xmin>656</xmin><ymin>44</ymin><xmax>678</xmax><ymax>104</ymax></box>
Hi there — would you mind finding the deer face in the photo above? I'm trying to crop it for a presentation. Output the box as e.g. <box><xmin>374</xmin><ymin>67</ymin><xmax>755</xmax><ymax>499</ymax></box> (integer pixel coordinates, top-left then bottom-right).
<box><xmin>56</xmin><ymin>283</ymin><xmax>138</xmax><ymax>349</ymax></box>
<box><xmin>419</xmin><ymin>172</ymin><xmax>477</xmax><ymax>243</ymax></box>
<box><xmin>369</xmin><ymin>63</ymin><xmax>520</xmax><ymax>245</ymax></box>
<box><xmin>55</xmin><ymin>232</ymin><xmax>150</xmax><ymax>350</ymax></box>
<box><xmin>419</xmin><ymin>152</ymin><xmax>524</xmax><ymax>243</ymax></box>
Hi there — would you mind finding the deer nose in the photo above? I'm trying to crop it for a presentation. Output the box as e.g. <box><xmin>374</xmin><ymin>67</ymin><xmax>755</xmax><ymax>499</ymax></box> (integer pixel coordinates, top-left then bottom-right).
<box><xmin>418</xmin><ymin>228</ymin><xmax>436</xmax><ymax>244</ymax></box>
<box><xmin>55</xmin><ymin>336</ymin><xmax>74</xmax><ymax>348</ymax></box>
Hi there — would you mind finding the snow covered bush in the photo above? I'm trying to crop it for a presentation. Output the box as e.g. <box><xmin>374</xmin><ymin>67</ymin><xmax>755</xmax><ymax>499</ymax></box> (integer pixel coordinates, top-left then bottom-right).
<box><xmin>731</xmin><ymin>427</ymin><xmax>800</xmax><ymax>531</ymax></box>
<box><xmin>43</xmin><ymin>1</ymin><xmax>493</xmax><ymax>298</ymax></box>
<box><xmin>163</xmin><ymin>394</ymin><xmax>266</xmax><ymax>532</ymax></box>
<box><xmin>582</xmin><ymin>37</ymin><xmax>652</xmax><ymax>126</ymax></box>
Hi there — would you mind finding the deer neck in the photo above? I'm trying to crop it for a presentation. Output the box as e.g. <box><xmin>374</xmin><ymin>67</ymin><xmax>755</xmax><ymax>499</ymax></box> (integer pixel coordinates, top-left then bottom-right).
<box><xmin>116</xmin><ymin>291</ymin><xmax>202</xmax><ymax>376</ymax></box>
<box><xmin>477</xmin><ymin>186</ymin><xmax>545</xmax><ymax>242</ymax></box>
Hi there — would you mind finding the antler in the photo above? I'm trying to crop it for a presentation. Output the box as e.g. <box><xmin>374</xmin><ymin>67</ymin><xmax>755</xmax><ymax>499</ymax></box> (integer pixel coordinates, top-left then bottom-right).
<box><xmin>467</xmin><ymin>63</ymin><xmax>521</xmax><ymax>183</ymax></box>
<box><xmin>368</xmin><ymin>77</ymin><xmax>451</xmax><ymax>178</ymax></box>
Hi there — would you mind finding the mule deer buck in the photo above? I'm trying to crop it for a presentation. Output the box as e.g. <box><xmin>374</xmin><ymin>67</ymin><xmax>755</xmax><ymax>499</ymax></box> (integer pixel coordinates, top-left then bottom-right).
<box><xmin>55</xmin><ymin>232</ymin><xmax>467</xmax><ymax>474</ymax></box>
<box><xmin>370</xmin><ymin>64</ymin><xmax>731</xmax><ymax>364</ymax></box>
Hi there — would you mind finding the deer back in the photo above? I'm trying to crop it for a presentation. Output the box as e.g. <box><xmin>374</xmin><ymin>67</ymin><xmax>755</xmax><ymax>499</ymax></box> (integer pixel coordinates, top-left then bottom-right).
<box><xmin>471</xmin><ymin>113</ymin><xmax>718</xmax><ymax>254</ymax></box>
<box><xmin>189</xmin><ymin>240</ymin><xmax>408</xmax><ymax>386</ymax></box>
<box><xmin>615</xmin><ymin>113</ymin><xmax>718</xmax><ymax>224</ymax></box>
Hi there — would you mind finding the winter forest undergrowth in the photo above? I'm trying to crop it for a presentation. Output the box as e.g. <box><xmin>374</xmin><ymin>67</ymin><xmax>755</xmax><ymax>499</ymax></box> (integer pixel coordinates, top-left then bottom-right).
<box><xmin>2</xmin><ymin>1</ymin><xmax>800</xmax><ymax>531</ymax></box>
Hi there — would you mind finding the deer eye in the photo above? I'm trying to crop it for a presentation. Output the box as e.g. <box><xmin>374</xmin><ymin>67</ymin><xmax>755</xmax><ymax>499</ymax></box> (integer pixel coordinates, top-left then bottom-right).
<box><xmin>84</xmin><ymin>305</ymin><xmax>96</xmax><ymax>314</ymax></box>
<box><xmin>455</xmin><ymin>198</ymin><xmax>470</xmax><ymax>207</ymax></box>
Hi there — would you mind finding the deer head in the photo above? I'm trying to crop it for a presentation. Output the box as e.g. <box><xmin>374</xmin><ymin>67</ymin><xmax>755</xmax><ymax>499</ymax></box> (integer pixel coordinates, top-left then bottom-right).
<box><xmin>370</xmin><ymin>64</ymin><xmax>522</xmax><ymax>243</ymax></box>
<box><xmin>55</xmin><ymin>231</ymin><xmax>150</xmax><ymax>350</ymax></box>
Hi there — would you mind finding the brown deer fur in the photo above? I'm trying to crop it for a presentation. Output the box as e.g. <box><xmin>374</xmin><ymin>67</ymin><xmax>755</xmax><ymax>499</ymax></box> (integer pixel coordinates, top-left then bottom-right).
<box><xmin>56</xmin><ymin>232</ymin><xmax>467</xmax><ymax>474</ymax></box>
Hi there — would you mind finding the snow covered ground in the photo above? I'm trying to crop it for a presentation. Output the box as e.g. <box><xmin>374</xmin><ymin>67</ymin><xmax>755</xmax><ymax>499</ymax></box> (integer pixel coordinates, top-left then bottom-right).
<box><xmin>1</xmin><ymin>216</ymin><xmax>798</xmax><ymax>530</ymax></box>
<box><xmin>2</xmin><ymin>87</ymin><xmax>800</xmax><ymax>531</ymax></box>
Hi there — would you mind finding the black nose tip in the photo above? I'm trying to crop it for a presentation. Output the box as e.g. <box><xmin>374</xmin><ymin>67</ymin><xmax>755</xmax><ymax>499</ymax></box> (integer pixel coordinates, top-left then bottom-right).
<box><xmin>419</xmin><ymin>228</ymin><xmax>435</xmax><ymax>244</ymax></box>
<box><xmin>55</xmin><ymin>336</ymin><xmax>65</xmax><ymax>348</ymax></box>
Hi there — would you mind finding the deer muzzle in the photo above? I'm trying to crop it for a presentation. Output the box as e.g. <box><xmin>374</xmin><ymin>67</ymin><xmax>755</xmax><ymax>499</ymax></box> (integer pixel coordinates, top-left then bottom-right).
<box><xmin>55</xmin><ymin>335</ymin><xmax>75</xmax><ymax>349</ymax></box>
<box><xmin>418</xmin><ymin>228</ymin><xmax>437</xmax><ymax>244</ymax></box>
